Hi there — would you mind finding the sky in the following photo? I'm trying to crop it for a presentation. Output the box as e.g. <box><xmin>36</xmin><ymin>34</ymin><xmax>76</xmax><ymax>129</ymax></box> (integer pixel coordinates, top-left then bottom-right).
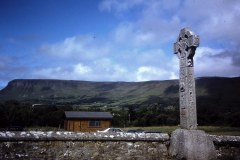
<box><xmin>0</xmin><ymin>0</ymin><xmax>240</xmax><ymax>89</ymax></box>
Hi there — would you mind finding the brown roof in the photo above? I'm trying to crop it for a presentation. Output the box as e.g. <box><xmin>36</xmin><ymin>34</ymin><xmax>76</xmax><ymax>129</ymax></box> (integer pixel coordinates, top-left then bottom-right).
<box><xmin>65</xmin><ymin>111</ymin><xmax>113</xmax><ymax>119</ymax></box>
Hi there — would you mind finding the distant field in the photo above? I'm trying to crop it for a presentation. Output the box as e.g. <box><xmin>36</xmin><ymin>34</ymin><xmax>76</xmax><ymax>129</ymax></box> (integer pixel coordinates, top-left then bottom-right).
<box><xmin>26</xmin><ymin>126</ymin><xmax>240</xmax><ymax>136</ymax></box>
<box><xmin>123</xmin><ymin>126</ymin><xmax>240</xmax><ymax>136</ymax></box>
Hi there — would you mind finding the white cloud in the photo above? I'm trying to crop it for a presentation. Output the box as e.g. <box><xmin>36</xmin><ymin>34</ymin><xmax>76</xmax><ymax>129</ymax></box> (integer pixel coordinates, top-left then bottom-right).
<box><xmin>92</xmin><ymin>58</ymin><xmax>129</xmax><ymax>81</ymax></box>
<box><xmin>32</xmin><ymin>59</ymin><xmax>130</xmax><ymax>82</ymax></box>
<box><xmin>73</xmin><ymin>64</ymin><xmax>92</xmax><ymax>75</ymax></box>
<box><xmin>136</xmin><ymin>66</ymin><xmax>176</xmax><ymax>81</ymax></box>
<box><xmin>179</xmin><ymin>0</ymin><xmax>240</xmax><ymax>42</ymax></box>
<box><xmin>99</xmin><ymin>0</ymin><xmax>144</xmax><ymax>13</ymax></box>
<box><xmin>2</xmin><ymin>0</ymin><xmax>240</xmax><ymax>90</ymax></box>
<box><xmin>111</xmin><ymin>14</ymin><xmax>181</xmax><ymax>47</ymax></box>
<box><xmin>112</xmin><ymin>23</ymin><xmax>134</xmax><ymax>45</ymax></box>
<box><xmin>32</xmin><ymin>67</ymin><xmax>68</xmax><ymax>79</ymax></box>
<box><xmin>196</xmin><ymin>54</ymin><xmax>238</xmax><ymax>77</ymax></box>
<box><xmin>195</xmin><ymin>46</ymin><xmax>240</xmax><ymax>77</ymax></box>
<box><xmin>101</xmin><ymin>0</ymin><xmax>240</xmax><ymax>44</ymax></box>
<box><xmin>30</xmin><ymin>0</ymin><xmax>240</xmax><ymax>82</ymax></box>
<box><xmin>195</xmin><ymin>47</ymin><xmax>224</xmax><ymax>59</ymax></box>
<box><xmin>40</xmin><ymin>35</ymin><xmax>111</xmax><ymax>61</ymax></box>
<box><xmin>112</xmin><ymin>22</ymin><xmax>157</xmax><ymax>47</ymax></box>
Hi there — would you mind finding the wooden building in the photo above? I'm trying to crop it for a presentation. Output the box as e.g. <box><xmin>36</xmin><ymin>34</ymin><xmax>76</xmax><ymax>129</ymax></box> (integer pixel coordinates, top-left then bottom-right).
<box><xmin>64</xmin><ymin>111</ymin><xmax>113</xmax><ymax>132</ymax></box>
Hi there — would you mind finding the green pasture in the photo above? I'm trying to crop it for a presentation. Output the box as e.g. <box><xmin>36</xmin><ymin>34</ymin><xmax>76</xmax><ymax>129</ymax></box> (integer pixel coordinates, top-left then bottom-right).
<box><xmin>123</xmin><ymin>126</ymin><xmax>240</xmax><ymax>136</ymax></box>
<box><xmin>24</xmin><ymin>125</ymin><xmax>240</xmax><ymax>136</ymax></box>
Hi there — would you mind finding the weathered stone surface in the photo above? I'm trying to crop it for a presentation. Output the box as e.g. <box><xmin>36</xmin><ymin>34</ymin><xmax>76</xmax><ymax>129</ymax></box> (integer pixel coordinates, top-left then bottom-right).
<box><xmin>0</xmin><ymin>131</ymin><xmax>239</xmax><ymax>159</ymax></box>
<box><xmin>0</xmin><ymin>131</ymin><xmax>171</xmax><ymax>160</ymax></box>
<box><xmin>0</xmin><ymin>131</ymin><xmax>169</xmax><ymax>141</ymax></box>
<box><xmin>174</xmin><ymin>28</ymin><xmax>199</xmax><ymax>130</ymax></box>
<box><xmin>0</xmin><ymin>141</ymin><xmax>171</xmax><ymax>160</ymax></box>
<box><xmin>211</xmin><ymin>135</ymin><xmax>240</xmax><ymax>146</ymax></box>
<box><xmin>211</xmin><ymin>135</ymin><xmax>240</xmax><ymax>159</ymax></box>
<box><xmin>169</xmin><ymin>129</ymin><xmax>216</xmax><ymax>160</ymax></box>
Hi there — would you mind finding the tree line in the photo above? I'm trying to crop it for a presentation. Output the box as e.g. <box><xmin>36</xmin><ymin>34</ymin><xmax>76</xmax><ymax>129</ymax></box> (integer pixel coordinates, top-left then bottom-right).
<box><xmin>0</xmin><ymin>98</ymin><xmax>239</xmax><ymax>130</ymax></box>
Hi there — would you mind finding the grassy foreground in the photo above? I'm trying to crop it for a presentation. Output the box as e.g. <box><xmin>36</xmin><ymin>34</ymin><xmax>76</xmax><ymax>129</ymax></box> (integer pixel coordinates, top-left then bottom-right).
<box><xmin>123</xmin><ymin>126</ymin><xmax>240</xmax><ymax>136</ymax></box>
<box><xmin>24</xmin><ymin>126</ymin><xmax>240</xmax><ymax>136</ymax></box>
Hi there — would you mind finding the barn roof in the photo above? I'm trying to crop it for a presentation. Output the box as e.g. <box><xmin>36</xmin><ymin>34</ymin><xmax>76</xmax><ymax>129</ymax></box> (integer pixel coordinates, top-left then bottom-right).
<box><xmin>65</xmin><ymin>111</ymin><xmax>113</xmax><ymax>119</ymax></box>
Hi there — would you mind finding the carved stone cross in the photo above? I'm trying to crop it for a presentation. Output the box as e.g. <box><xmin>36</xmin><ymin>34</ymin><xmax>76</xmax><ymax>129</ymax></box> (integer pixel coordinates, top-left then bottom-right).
<box><xmin>174</xmin><ymin>28</ymin><xmax>199</xmax><ymax>130</ymax></box>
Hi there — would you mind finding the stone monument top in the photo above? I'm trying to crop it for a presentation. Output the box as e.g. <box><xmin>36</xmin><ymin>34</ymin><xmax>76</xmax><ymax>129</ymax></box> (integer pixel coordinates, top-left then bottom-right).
<box><xmin>174</xmin><ymin>28</ymin><xmax>199</xmax><ymax>64</ymax></box>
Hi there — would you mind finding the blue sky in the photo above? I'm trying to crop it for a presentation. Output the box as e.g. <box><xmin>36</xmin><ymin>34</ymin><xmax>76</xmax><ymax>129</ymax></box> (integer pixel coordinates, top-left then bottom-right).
<box><xmin>1</xmin><ymin>0</ymin><xmax>240</xmax><ymax>89</ymax></box>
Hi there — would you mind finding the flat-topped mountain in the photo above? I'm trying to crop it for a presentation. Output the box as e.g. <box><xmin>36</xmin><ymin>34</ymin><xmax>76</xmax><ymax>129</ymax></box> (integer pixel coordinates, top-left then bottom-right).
<box><xmin>0</xmin><ymin>77</ymin><xmax>240</xmax><ymax>108</ymax></box>
<box><xmin>0</xmin><ymin>79</ymin><xmax>178</xmax><ymax>105</ymax></box>
<box><xmin>0</xmin><ymin>77</ymin><xmax>240</xmax><ymax>127</ymax></box>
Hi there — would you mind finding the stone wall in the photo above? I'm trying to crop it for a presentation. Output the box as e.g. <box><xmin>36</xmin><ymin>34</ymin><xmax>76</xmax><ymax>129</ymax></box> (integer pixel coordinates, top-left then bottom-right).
<box><xmin>211</xmin><ymin>135</ymin><xmax>240</xmax><ymax>160</ymax></box>
<box><xmin>0</xmin><ymin>131</ymin><xmax>239</xmax><ymax>160</ymax></box>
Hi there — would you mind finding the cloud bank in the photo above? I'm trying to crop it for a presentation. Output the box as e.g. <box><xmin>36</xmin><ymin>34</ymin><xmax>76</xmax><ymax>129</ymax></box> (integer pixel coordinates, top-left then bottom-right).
<box><xmin>1</xmin><ymin>0</ymin><xmax>240</xmax><ymax>88</ymax></box>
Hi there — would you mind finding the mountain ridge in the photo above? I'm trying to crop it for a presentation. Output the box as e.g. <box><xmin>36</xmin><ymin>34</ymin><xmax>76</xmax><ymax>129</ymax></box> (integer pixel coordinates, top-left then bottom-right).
<box><xmin>1</xmin><ymin>77</ymin><xmax>239</xmax><ymax>127</ymax></box>
<box><xmin>0</xmin><ymin>78</ymin><xmax>178</xmax><ymax>105</ymax></box>
<box><xmin>0</xmin><ymin>77</ymin><xmax>240</xmax><ymax>108</ymax></box>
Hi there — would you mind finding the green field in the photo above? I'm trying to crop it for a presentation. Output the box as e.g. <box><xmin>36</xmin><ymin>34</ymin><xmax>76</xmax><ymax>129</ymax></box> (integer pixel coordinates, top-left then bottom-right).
<box><xmin>123</xmin><ymin>126</ymin><xmax>240</xmax><ymax>136</ymax></box>
<box><xmin>24</xmin><ymin>125</ymin><xmax>240</xmax><ymax>136</ymax></box>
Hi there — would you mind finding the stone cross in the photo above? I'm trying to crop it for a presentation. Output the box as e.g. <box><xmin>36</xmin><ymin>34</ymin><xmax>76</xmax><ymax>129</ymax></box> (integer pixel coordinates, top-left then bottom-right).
<box><xmin>174</xmin><ymin>28</ymin><xmax>199</xmax><ymax>130</ymax></box>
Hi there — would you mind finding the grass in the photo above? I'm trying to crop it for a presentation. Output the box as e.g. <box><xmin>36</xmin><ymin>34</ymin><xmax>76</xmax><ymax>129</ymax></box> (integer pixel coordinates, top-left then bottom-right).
<box><xmin>123</xmin><ymin>126</ymin><xmax>178</xmax><ymax>134</ymax></box>
<box><xmin>123</xmin><ymin>126</ymin><xmax>240</xmax><ymax>136</ymax></box>
<box><xmin>24</xmin><ymin>125</ymin><xmax>240</xmax><ymax>136</ymax></box>
<box><xmin>198</xmin><ymin>126</ymin><xmax>240</xmax><ymax>136</ymax></box>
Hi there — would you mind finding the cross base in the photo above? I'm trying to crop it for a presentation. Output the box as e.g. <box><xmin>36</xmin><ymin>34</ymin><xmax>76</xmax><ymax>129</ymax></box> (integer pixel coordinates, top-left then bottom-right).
<box><xmin>169</xmin><ymin>129</ymin><xmax>216</xmax><ymax>160</ymax></box>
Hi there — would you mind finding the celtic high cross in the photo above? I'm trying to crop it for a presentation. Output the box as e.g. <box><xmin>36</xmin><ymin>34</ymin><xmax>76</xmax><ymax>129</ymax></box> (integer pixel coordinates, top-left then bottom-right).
<box><xmin>174</xmin><ymin>28</ymin><xmax>199</xmax><ymax>130</ymax></box>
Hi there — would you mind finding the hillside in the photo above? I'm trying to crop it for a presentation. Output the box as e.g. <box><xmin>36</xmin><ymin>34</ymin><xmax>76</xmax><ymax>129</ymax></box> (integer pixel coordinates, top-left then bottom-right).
<box><xmin>0</xmin><ymin>77</ymin><xmax>240</xmax><ymax>107</ymax></box>
<box><xmin>0</xmin><ymin>77</ymin><xmax>240</xmax><ymax>127</ymax></box>
<box><xmin>0</xmin><ymin>79</ymin><xmax>179</xmax><ymax>106</ymax></box>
